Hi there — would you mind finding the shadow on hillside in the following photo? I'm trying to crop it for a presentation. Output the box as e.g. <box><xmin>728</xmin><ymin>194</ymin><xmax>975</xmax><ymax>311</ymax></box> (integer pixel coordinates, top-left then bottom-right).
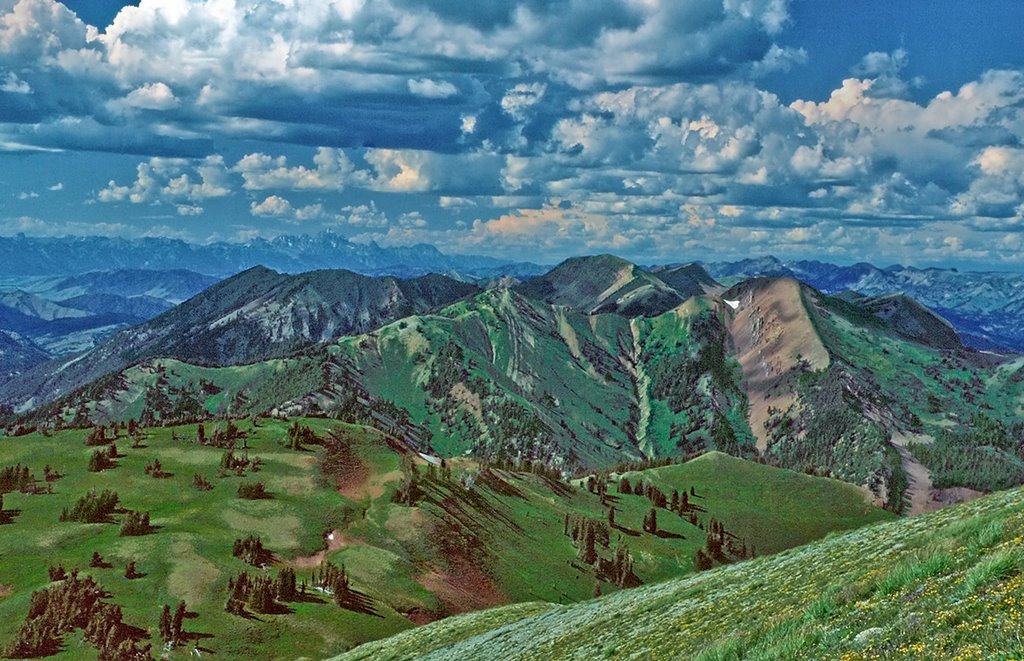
<box><xmin>654</xmin><ymin>530</ymin><xmax>685</xmax><ymax>540</ymax></box>
<box><xmin>337</xmin><ymin>588</ymin><xmax>381</xmax><ymax>617</ymax></box>
<box><xmin>611</xmin><ymin>523</ymin><xmax>640</xmax><ymax>537</ymax></box>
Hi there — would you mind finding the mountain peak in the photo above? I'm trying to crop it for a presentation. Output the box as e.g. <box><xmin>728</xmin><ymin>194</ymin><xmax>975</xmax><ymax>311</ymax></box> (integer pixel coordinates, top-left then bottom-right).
<box><xmin>516</xmin><ymin>255</ymin><xmax>687</xmax><ymax>316</ymax></box>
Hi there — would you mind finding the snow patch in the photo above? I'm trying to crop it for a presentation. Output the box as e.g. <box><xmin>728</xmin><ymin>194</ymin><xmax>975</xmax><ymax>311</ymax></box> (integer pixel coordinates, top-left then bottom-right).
<box><xmin>724</xmin><ymin>299</ymin><xmax>740</xmax><ymax>310</ymax></box>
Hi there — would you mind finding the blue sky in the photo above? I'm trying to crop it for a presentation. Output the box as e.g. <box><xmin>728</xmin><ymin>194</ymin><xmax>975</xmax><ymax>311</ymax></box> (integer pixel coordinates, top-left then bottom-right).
<box><xmin>1</xmin><ymin>1</ymin><xmax>1023</xmax><ymax>268</ymax></box>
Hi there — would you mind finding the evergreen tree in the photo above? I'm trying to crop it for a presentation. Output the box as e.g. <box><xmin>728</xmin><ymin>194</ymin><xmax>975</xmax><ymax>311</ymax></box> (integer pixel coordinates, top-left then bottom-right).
<box><xmin>158</xmin><ymin>604</ymin><xmax>172</xmax><ymax>643</ymax></box>
<box><xmin>581</xmin><ymin>521</ymin><xmax>598</xmax><ymax>565</ymax></box>
<box><xmin>643</xmin><ymin>507</ymin><xmax>658</xmax><ymax>534</ymax></box>
<box><xmin>275</xmin><ymin>567</ymin><xmax>297</xmax><ymax>601</ymax></box>
<box><xmin>172</xmin><ymin>601</ymin><xmax>186</xmax><ymax>641</ymax></box>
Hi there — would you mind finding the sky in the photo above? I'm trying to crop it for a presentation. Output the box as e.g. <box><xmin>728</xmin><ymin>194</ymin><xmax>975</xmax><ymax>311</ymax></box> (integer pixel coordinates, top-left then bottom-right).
<box><xmin>1</xmin><ymin>1</ymin><xmax>1023</xmax><ymax>268</ymax></box>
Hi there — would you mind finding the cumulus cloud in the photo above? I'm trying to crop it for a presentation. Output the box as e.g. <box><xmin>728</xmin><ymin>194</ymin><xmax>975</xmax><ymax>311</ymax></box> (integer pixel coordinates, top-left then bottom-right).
<box><xmin>98</xmin><ymin>155</ymin><xmax>231</xmax><ymax>205</ymax></box>
<box><xmin>2</xmin><ymin>0</ymin><xmax>1023</xmax><ymax>266</ymax></box>
<box><xmin>234</xmin><ymin>148</ymin><xmax>368</xmax><ymax>191</ymax></box>
<box><xmin>118</xmin><ymin>81</ymin><xmax>179</xmax><ymax>110</ymax></box>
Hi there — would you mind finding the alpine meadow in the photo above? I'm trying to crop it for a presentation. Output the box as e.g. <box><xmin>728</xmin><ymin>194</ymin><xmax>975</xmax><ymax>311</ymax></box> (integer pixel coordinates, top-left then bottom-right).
<box><xmin>1</xmin><ymin>1</ymin><xmax>1024</xmax><ymax>660</ymax></box>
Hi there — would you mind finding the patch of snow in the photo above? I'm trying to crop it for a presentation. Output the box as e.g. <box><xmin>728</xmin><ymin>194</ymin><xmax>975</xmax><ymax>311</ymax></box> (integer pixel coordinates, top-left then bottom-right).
<box><xmin>418</xmin><ymin>452</ymin><xmax>442</xmax><ymax>465</ymax></box>
<box><xmin>724</xmin><ymin>299</ymin><xmax>740</xmax><ymax>310</ymax></box>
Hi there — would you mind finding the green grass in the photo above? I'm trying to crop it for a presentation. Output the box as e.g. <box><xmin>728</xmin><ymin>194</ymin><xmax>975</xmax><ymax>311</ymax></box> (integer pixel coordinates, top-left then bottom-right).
<box><xmin>0</xmin><ymin>424</ymin><xmax>889</xmax><ymax>659</ymax></box>
<box><xmin>334</xmin><ymin>485</ymin><xmax>1024</xmax><ymax>660</ymax></box>
<box><xmin>0</xmin><ymin>419</ymin><xmax>413</xmax><ymax>659</ymax></box>
<box><xmin>621</xmin><ymin>452</ymin><xmax>894</xmax><ymax>554</ymax></box>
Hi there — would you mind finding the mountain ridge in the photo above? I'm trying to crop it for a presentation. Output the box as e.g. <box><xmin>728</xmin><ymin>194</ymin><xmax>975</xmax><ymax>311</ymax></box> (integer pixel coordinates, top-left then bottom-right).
<box><xmin>0</xmin><ymin>233</ymin><xmax>545</xmax><ymax>279</ymax></box>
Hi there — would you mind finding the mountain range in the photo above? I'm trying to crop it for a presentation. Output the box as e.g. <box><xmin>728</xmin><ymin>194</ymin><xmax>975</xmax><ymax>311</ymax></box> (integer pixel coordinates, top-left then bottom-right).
<box><xmin>0</xmin><ymin>233</ymin><xmax>542</xmax><ymax>279</ymax></box>
<box><xmin>0</xmin><ymin>270</ymin><xmax>219</xmax><ymax>376</ymax></box>
<box><xmin>6</xmin><ymin>254</ymin><xmax>1022</xmax><ymax>513</ymax></box>
<box><xmin>704</xmin><ymin>255</ymin><xmax>1024</xmax><ymax>352</ymax></box>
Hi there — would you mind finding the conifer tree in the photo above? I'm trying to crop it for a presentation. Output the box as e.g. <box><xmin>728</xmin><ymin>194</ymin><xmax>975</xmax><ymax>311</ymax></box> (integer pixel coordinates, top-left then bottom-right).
<box><xmin>158</xmin><ymin>605</ymin><xmax>172</xmax><ymax>643</ymax></box>
<box><xmin>643</xmin><ymin>507</ymin><xmax>658</xmax><ymax>534</ymax></box>
<box><xmin>172</xmin><ymin>601</ymin><xmax>186</xmax><ymax>641</ymax></box>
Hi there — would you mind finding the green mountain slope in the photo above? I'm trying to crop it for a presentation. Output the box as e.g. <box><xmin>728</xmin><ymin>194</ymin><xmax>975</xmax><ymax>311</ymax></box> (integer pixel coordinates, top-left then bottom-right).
<box><xmin>0</xmin><ymin>267</ymin><xmax>479</xmax><ymax>411</ymax></box>
<box><xmin>0</xmin><ymin>423</ymin><xmax>889</xmax><ymax>659</ymax></box>
<box><xmin>334</xmin><ymin>484</ymin><xmax>1024</xmax><ymax>661</ymax></box>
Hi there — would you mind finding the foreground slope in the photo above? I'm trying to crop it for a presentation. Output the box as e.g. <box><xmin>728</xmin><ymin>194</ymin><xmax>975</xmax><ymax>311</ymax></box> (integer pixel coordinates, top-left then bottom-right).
<box><xmin>0</xmin><ymin>424</ymin><xmax>888</xmax><ymax>658</ymax></box>
<box><xmin>336</xmin><ymin>484</ymin><xmax>1024</xmax><ymax>661</ymax></box>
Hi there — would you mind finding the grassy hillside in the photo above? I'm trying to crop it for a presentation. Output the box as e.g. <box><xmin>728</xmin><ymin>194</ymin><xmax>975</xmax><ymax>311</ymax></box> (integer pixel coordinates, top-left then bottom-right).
<box><xmin>0</xmin><ymin>421</ymin><xmax>889</xmax><ymax>659</ymax></box>
<box><xmin>619</xmin><ymin>452</ymin><xmax>887</xmax><ymax>555</ymax></box>
<box><xmin>334</xmin><ymin>484</ymin><xmax>1024</xmax><ymax>661</ymax></box>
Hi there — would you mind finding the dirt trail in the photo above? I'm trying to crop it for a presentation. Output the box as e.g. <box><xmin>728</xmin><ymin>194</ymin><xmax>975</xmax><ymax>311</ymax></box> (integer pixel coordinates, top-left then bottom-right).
<box><xmin>894</xmin><ymin>443</ymin><xmax>935</xmax><ymax>516</ymax></box>
<box><xmin>891</xmin><ymin>431</ymin><xmax>983</xmax><ymax>515</ymax></box>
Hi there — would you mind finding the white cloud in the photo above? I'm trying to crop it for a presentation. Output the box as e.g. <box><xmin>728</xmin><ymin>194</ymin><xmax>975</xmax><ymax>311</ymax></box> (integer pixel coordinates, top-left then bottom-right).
<box><xmin>501</xmin><ymin>83</ymin><xmax>547</xmax><ymax>120</ymax></box>
<box><xmin>98</xmin><ymin>155</ymin><xmax>231</xmax><ymax>205</ymax></box>
<box><xmin>249</xmin><ymin>194</ymin><xmax>329</xmax><ymax>222</ymax></box>
<box><xmin>234</xmin><ymin>148</ymin><xmax>368</xmax><ymax>191</ymax></box>
<box><xmin>407</xmin><ymin>78</ymin><xmax>458</xmax><ymax>99</ymax></box>
<box><xmin>1</xmin><ymin>71</ymin><xmax>30</xmax><ymax>93</ymax></box>
<box><xmin>250</xmin><ymin>195</ymin><xmax>294</xmax><ymax>217</ymax></box>
<box><xmin>176</xmin><ymin>204</ymin><xmax>203</xmax><ymax>215</ymax></box>
<box><xmin>119</xmin><ymin>81</ymin><xmax>179</xmax><ymax>110</ymax></box>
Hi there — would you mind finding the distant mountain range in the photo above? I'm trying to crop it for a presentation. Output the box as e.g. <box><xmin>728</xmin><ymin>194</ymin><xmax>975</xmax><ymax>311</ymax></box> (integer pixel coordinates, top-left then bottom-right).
<box><xmin>0</xmin><ymin>269</ymin><xmax>219</xmax><ymax>374</ymax></box>
<box><xmin>704</xmin><ymin>256</ymin><xmax>1024</xmax><ymax>351</ymax></box>
<box><xmin>0</xmin><ymin>232</ymin><xmax>544</xmax><ymax>278</ymax></box>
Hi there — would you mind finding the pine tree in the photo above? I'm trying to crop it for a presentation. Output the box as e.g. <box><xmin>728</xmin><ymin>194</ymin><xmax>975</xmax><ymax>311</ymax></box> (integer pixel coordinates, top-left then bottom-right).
<box><xmin>618</xmin><ymin>477</ymin><xmax>632</xmax><ymax>494</ymax></box>
<box><xmin>643</xmin><ymin>507</ymin><xmax>658</xmax><ymax>534</ymax></box>
<box><xmin>581</xmin><ymin>521</ymin><xmax>598</xmax><ymax>565</ymax></box>
<box><xmin>607</xmin><ymin>506</ymin><xmax>615</xmax><ymax>528</ymax></box>
<box><xmin>172</xmin><ymin>601</ymin><xmax>186</xmax><ymax>641</ymax></box>
<box><xmin>158</xmin><ymin>604</ymin><xmax>172</xmax><ymax>643</ymax></box>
